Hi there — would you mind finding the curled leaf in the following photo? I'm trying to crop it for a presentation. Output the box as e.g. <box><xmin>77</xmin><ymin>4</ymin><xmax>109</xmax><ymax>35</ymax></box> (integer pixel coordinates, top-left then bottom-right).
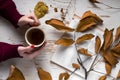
<box><xmin>34</xmin><ymin>2</ymin><xmax>48</xmax><ymax>19</ymax></box>
<box><xmin>99</xmin><ymin>75</ymin><xmax>106</xmax><ymax>80</ymax></box>
<box><xmin>72</xmin><ymin>63</ymin><xmax>80</xmax><ymax>69</ymax></box>
<box><xmin>117</xmin><ymin>70</ymin><xmax>120</xmax><ymax>79</ymax></box>
<box><xmin>115</xmin><ymin>26</ymin><xmax>120</xmax><ymax>41</ymax></box>
<box><xmin>81</xmin><ymin>11</ymin><xmax>103</xmax><ymax>24</ymax></box>
<box><xmin>46</xmin><ymin>19</ymin><xmax>74</xmax><ymax>32</ymax></box>
<box><xmin>78</xmin><ymin>48</ymin><xmax>92</xmax><ymax>57</ymax></box>
<box><xmin>105</xmin><ymin>62</ymin><xmax>112</xmax><ymax>75</ymax></box>
<box><xmin>76</xmin><ymin>33</ymin><xmax>94</xmax><ymax>44</ymax></box>
<box><xmin>37</xmin><ymin>68</ymin><xmax>52</xmax><ymax>80</ymax></box>
<box><xmin>95</xmin><ymin>36</ymin><xmax>101</xmax><ymax>53</ymax></box>
<box><xmin>7</xmin><ymin>65</ymin><xmax>25</xmax><ymax>80</ymax></box>
<box><xmin>59</xmin><ymin>72</ymin><xmax>70</xmax><ymax>80</ymax></box>
<box><xmin>55</xmin><ymin>38</ymin><xmax>74</xmax><ymax>46</ymax></box>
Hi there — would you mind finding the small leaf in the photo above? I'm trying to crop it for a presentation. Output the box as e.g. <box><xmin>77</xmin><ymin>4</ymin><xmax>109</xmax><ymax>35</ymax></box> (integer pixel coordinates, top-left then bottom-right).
<box><xmin>76</xmin><ymin>33</ymin><xmax>94</xmax><ymax>44</ymax></box>
<box><xmin>78</xmin><ymin>48</ymin><xmax>92</xmax><ymax>57</ymax></box>
<box><xmin>117</xmin><ymin>70</ymin><xmax>120</xmax><ymax>79</ymax></box>
<box><xmin>46</xmin><ymin>19</ymin><xmax>74</xmax><ymax>32</ymax></box>
<box><xmin>105</xmin><ymin>62</ymin><xmax>112</xmax><ymax>75</ymax></box>
<box><xmin>59</xmin><ymin>72</ymin><xmax>70</xmax><ymax>80</ymax></box>
<box><xmin>72</xmin><ymin>63</ymin><xmax>80</xmax><ymax>69</ymax></box>
<box><xmin>115</xmin><ymin>26</ymin><xmax>120</xmax><ymax>41</ymax></box>
<box><xmin>7</xmin><ymin>65</ymin><xmax>25</xmax><ymax>80</ymax></box>
<box><xmin>34</xmin><ymin>2</ymin><xmax>48</xmax><ymax>19</ymax></box>
<box><xmin>55</xmin><ymin>38</ymin><xmax>74</xmax><ymax>46</ymax></box>
<box><xmin>95</xmin><ymin>36</ymin><xmax>101</xmax><ymax>53</ymax></box>
<box><xmin>37</xmin><ymin>68</ymin><xmax>52</xmax><ymax>80</ymax></box>
<box><xmin>99</xmin><ymin>75</ymin><xmax>106</xmax><ymax>80</ymax></box>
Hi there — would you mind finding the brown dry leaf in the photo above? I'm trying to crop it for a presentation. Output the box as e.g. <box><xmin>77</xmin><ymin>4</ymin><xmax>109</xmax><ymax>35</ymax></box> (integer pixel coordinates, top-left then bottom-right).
<box><xmin>117</xmin><ymin>70</ymin><xmax>120</xmax><ymax>79</ymax></box>
<box><xmin>81</xmin><ymin>11</ymin><xmax>103</xmax><ymax>24</ymax></box>
<box><xmin>76</xmin><ymin>11</ymin><xmax>103</xmax><ymax>32</ymax></box>
<box><xmin>46</xmin><ymin>18</ymin><xmax>74</xmax><ymax>32</ymax></box>
<box><xmin>78</xmin><ymin>48</ymin><xmax>92</xmax><ymax>57</ymax></box>
<box><xmin>76</xmin><ymin>33</ymin><xmax>94</xmax><ymax>44</ymax></box>
<box><xmin>59</xmin><ymin>72</ymin><xmax>70</xmax><ymax>80</ymax></box>
<box><xmin>34</xmin><ymin>2</ymin><xmax>48</xmax><ymax>19</ymax></box>
<box><xmin>95</xmin><ymin>36</ymin><xmax>101</xmax><ymax>53</ymax></box>
<box><xmin>72</xmin><ymin>63</ymin><xmax>80</xmax><ymax>69</ymax></box>
<box><xmin>7</xmin><ymin>65</ymin><xmax>25</xmax><ymax>80</ymax></box>
<box><xmin>103</xmin><ymin>51</ymin><xmax>118</xmax><ymax>67</ymax></box>
<box><xmin>55</xmin><ymin>38</ymin><xmax>74</xmax><ymax>46</ymax></box>
<box><xmin>37</xmin><ymin>68</ymin><xmax>52</xmax><ymax>80</ymax></box>
<box><xmin>76</xmin><ymin>17</ymin><xmax>97</xmax><ymax>32</ymax></box>
<box><xmin>89</xmin><ymin>0</ymin><xmax>100</xmax><ymax>3</ymax></box>
<box><xmin>115</xmin><ymin>26</ymin><xmax>120</xmax><ymax>41</ymax></box>
<box><xmin>105</xmin><ymin>62</ymin><xmax>112</xmax><ymax>75</ymax></box>
<box><xmin>99</xmin><ymin>75</ymin><xmax>106</xmax><ymax>80</ymax></box>
<box><xmin>102</xmin><ymin>29</ymin><xmax>114</xmax><ymax>51</ymax></box>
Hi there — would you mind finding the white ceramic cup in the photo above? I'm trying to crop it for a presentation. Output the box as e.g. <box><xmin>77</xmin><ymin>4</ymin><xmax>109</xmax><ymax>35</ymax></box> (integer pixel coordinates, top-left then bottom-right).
<box><xmin>25</xmin><ymin>27</ymin><xmax>45</xmax><ymax>47</ymax></box>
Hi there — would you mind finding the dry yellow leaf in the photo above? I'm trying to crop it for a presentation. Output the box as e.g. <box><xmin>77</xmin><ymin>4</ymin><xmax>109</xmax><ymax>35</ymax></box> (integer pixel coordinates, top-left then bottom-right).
<box><xmin>76</xmin><ymin>33</ymin><xmax>94</xmax><ymax>44</ymax></box>
<box><xmin>34</xmin><ymin>2</ymin><xmax>48</xmax><ymax>19</ymax></box>
<box><xmin>46</xmin><ymin>19</ymin><xmax>74</xmax><ymax>32</ymax></box>
<box><xmin>102</xmin><ymin>29</ymin><xmax>114</xmax><ymax>51</ymax></box>
<box><xmin>37</xmin><ymin>68</ymin><xmax>52</xmax><ymax>80</ymax></box>
<box><xmin>78</xmin><ymin>48</ymin><xmax>92</xmax><ymax>57</ymax></box>
<box><xmin>81</xmin><ymin>11</ymin><xmax>103</xmax><ymax>24</ymax></box>
<box><xmin>105</xmin><ymin>62</ymin><xmax>112</xmax><ymax>75</ymax></box>
<box><xmin>103</xmin><ymin>51</ymin><xmax>118</xmax><ymax>67</ymax></box>
<box><xmin>55</xmin><ymin>38</ymin><xmax>74</xmax><ymax>46</ymax></box>
<box><xmin>95</xmin><ymin>36</ymin><xmax>101</xmax><ymax>53</ymax></box>
<box><xmin>117</xmin><ymin>70</ymin><xmax>120</xmax><ymax>79</ymax></box>
<box><xmin>76</xmin><ymin>17</ymin><xmax>97</xmax><ymax>32</ymax></box>
<box><xmin>99</xmin><ymin>75</ymin><xmax>106</xmax><ymax>80</ymax></box>
<box><xmin>72</xmin><ymin>63</ymin><xmax>80</xmax><ymax>69</ymax></box>
<box><xmin>7</xmin><ymin>65</ymin><xmax>25</xmax><ymax>80</ymax></box>
<box><xmin>59</xmin><ymin>72</ymin><xmax>70</xmax><ymax>80</ymax></box>
<box><xmin>115</xmin><ymin>26</ymin><xmax>120</xmax><ymax>41</ymax></box>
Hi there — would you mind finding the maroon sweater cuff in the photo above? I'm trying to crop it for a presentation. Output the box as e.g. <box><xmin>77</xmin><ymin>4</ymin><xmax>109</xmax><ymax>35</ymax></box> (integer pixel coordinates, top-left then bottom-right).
<box><xmin>0</xmin><ymin>42</ymin><xmax>22</xmax><ymax>62</ymax></box>
<box><xmin>0</xmin><ymin>0</ymin><xmax>23</xmax><ymax>28</ymax></box>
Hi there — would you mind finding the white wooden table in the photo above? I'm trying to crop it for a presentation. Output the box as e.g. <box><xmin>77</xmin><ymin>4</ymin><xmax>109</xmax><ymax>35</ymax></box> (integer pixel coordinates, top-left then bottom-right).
<box><xmin>0</xmin><ymin>0</ymin><xmax>120</xmax><ymax>80</ymax></box>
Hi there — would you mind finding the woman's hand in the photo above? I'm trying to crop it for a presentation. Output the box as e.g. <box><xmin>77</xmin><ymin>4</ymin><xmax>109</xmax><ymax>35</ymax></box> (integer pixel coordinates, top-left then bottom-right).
<box><xmin>18</xmin><ymin>13</ymin><xmax>40</xmax><ymax>27</ymax></box>
<box><xmin>17</xmin><ymin>42</ymin><xmax>46</xmax><ymax>59</ymax></box>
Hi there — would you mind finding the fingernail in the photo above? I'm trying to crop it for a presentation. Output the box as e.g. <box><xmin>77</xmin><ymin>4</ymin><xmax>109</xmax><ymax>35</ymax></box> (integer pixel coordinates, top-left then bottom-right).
<box><xmin>31</xmin><ymin>44</ymin><xmax>34</xmax><ymax>48</ymax></box>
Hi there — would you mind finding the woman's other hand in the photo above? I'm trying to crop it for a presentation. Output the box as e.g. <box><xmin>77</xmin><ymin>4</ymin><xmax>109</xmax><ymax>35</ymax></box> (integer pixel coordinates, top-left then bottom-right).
<box><xmin>18</xmin><ymin>13</ymin><xmax>40</xmax><ymax>27</ymax></box>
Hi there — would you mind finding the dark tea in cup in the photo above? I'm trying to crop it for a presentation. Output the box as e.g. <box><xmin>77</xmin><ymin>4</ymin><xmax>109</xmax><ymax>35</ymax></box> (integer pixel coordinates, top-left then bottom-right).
<box><xmin>25</xmin><ymin>27</ymin><xmax>45</xmax><ymax>47</ymax></box>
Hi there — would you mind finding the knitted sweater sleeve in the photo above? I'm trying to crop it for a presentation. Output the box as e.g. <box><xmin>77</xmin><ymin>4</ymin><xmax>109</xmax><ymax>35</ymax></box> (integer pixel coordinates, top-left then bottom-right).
<box><xmin>0</xmin><ymin>0</ymin><xmax>23</xmax><ymax>28</ymax></box>
<box><xmin>0</xmin><ymin>42</ymin><xmax>22</xmax><ymax>62</ymax></box>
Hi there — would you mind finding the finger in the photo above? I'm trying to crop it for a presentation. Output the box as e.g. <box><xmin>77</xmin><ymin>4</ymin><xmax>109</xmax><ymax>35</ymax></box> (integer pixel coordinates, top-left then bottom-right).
<box><xmin>24</xmin><ymin>45</ymin><xmax>35</xmax><ymax>53</ymax></box>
